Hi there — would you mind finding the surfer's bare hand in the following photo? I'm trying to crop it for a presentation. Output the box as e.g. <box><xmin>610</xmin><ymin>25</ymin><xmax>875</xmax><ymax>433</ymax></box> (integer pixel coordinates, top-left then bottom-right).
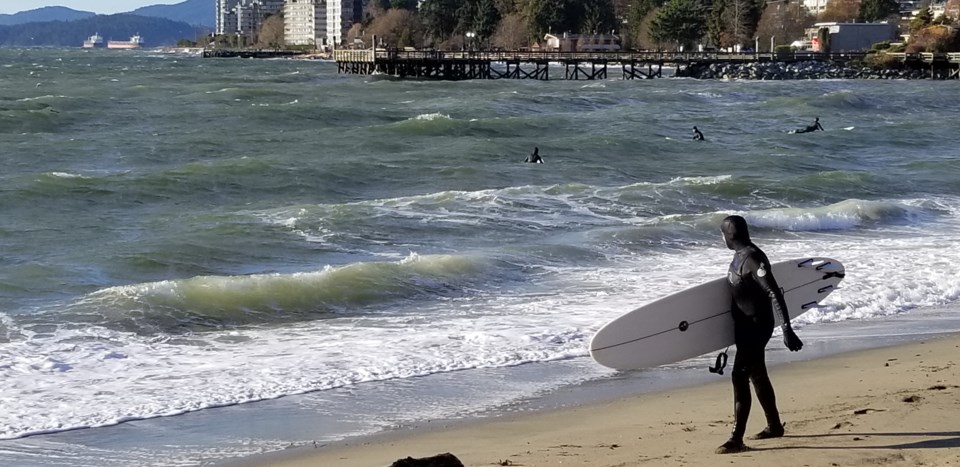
<box><xmin>782</xmin><ymin>324</ymin><xmax>803</xmax><ymax>351</ymax></box>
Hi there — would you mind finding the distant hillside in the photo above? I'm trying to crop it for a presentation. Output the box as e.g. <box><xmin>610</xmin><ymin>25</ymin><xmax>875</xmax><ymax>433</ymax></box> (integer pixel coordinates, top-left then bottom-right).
<box><xmin>131</xmin><ymin>0</ymin><xmax>214</xmax><ymax>28</ymax></box>
<box><xmin>0</xmin><ymin>6</ymin><xmax>95</xmax><ymax>26</ymax></box>
<box><xmin>0</xmin><ymin>14</ymin><xmax>205</xmax><ymax>47</ymax></box>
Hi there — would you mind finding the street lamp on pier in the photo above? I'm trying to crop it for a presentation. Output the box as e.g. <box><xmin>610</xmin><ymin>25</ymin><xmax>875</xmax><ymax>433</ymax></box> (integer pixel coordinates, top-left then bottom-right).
<box><xmin>465</xmin><ymin>31</ymin><xmax>476</xmax><ymax>51</ymax></box>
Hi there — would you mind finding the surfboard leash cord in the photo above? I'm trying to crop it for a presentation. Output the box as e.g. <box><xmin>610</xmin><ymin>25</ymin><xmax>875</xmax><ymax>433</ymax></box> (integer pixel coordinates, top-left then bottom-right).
<box><xmin>709</xmin><ymin>347</ymin><xmax>730</xmax><ymax>375</ymax></box>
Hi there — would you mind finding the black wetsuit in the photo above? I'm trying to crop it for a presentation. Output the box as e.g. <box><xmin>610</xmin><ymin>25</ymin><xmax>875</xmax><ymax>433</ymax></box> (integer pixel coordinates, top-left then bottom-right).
<box><xmin>525</xmin><ymin>149</ymin><xmax>543</xmax><ymax>164</ymax></box>
<box><xmin>693</xmin><ymin>128</ymin><xmax>705</xmax><ymax>141</ymax></box>
<box><xmin>795</xmin><ymin>119</ymin><xmax>824</xmax><ymax>134</ymax></box>
<box><xmin>721</xmin><ymin>216</ymin><xmax>799</xmax><ymax>448</ymax></box>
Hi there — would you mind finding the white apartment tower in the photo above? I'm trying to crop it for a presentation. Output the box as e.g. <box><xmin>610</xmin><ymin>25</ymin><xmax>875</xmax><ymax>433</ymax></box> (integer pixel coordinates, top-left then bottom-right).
<box><xmin>326</xmin><ymin>0</ymin><xmax>353</xmax><ymax>48</ymax></box>
<box><xmin>217</xmin><ymin>0</ymin><xmax>285</xmax><ymax>37</ymax></box>
<box><xmin>283</xmin><ymin>0</ymin><xmax>355</xmax><ymax>49</ymax></box>
<box><xmin>217</xmin><ymin>0</ymin><xmax>241</xmax><ymax>35</ymax></box>
<box><xmin>285</xmin><ymin>0</ymin><xmax>327</xmax><ymax>46</ymax></box>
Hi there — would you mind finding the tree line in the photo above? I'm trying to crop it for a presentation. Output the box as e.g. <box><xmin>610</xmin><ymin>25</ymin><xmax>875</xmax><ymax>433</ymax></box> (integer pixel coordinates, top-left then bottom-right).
<box><xmin>346</xmin><ymin>0</ymin><xmax>959</xmax><ymax>52</ymax></box>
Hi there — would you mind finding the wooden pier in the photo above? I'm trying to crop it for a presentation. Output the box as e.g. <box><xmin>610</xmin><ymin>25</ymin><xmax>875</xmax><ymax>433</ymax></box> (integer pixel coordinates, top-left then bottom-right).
<box><xmin>886</xmin><ymin>52</ymin><xmax>960</xmax><ymax>79</ymax></box>
<box><xmin>203</xmin><ymin>48</ymin><xmax>309</xmax><ymax>59</ymax></box>
<box><xmin>332</xmin><ymin>49</ymin><xmax>960</xmax><ymax>81</ymax></box>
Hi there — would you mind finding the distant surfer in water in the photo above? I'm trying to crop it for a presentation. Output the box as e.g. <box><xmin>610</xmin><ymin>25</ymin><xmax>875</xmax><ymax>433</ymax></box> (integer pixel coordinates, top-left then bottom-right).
<box><xmin>792</xmin><ymin>117</ymin><xmax>824</xmax><ymax>134</ymax></box>
<box><xmin>524</xmin><ymin>147</ymin><xmax>543</xmax><ymax>164</ymax></box>
<box><xmin>716</xmin><ymin>215</ymin><xmax>803</xmax><ymax>454</ymax></box>
<box><xmin>692</xmin><ymin>126</ymin><xmax>705</xmax><ymax>141</ymax></box>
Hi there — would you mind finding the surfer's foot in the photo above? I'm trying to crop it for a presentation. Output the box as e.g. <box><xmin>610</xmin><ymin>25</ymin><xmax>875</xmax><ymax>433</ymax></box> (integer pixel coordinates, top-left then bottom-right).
<box><xmin>715</xmin><ymin>438</ymin><xmax>748</xmax><ymax>454</ymax></box>
<box><xmin>750</xmin><ymin>425</ymin><xmax>785</xmax><ymax>440</ymax></box>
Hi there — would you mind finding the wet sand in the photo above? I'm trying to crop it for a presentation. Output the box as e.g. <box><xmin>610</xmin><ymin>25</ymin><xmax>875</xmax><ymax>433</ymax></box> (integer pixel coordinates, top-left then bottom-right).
<box><xmin>232</xmin><ymin>332</ymin><xmax>960</xmax><ymax>467</ymax></box>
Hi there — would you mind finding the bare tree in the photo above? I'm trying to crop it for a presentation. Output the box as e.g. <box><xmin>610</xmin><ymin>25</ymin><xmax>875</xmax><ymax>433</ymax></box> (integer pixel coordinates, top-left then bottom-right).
<box><xmin>634</xmin><ymin>7</ymin><xmax>662</xmax><ymax>50</ymax></box>
<box><xmin>723</xmin><ymin>0</ymin><xmax>756</xmax><ymax>47</ymax></box>
<box><xmin>346</xmin><ymin>23</ymin><xmax>365</xmax><ymax>47</ymax></box>
<box><xmin>364</xmin><ymin>0</ymin><xmax>390</xmax><ymax>22</ymax></box>
<box><xmin>494</xmin><ymin>0</ymin><xmax>520</xmax><ymax>14</ymax></box>
<box><xmin>947</xmin><ymin>0</ymin><xmax>960</xmax><ymax>18</ymax></box>
<box><xmin>907</xmin><ymin>24</ymin><xmax>960</xmax><ymax>52</ymax></box>
<box><xmin>365</xmin><ymin>8</ymin><xmax>424</xmax><ymax>48</ymax></box>
<box><xmin>257</xmin><ymin>14</ymin><xmax>285</xmax><ymax>49</ymax></box>
<box><xmin>756</xmin><ymin>0</ymin><xmax>815</xmax><ymax>50</ymax></box>
<box><xmin>818</xmin><ymin>0</ymin><xmax>860</xmax><ymax>22</ymax></box>
<box><xmin>491</xmin><ymin>13</ymin><xmax>531</xmax><ymax>49</ymax></box>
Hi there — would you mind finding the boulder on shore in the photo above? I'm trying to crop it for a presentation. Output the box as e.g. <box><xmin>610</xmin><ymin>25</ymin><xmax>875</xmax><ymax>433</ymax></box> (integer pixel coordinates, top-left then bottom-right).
<box><xmin>675</xmin><ymin>60</ymin><xmax>928</xmax><ymax>80</ymax></box>
<box><xmin>390</xmin><ymin>452</ymin><xmax>465</xmax><ymax>467</ymax></box>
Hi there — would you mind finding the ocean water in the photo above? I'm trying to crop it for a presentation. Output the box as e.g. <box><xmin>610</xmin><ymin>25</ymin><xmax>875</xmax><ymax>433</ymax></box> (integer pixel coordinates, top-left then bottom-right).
<box><xmin>1</xmin><ymin>48</ymin><xmax>959</xmax><ymax>465</ymax></box>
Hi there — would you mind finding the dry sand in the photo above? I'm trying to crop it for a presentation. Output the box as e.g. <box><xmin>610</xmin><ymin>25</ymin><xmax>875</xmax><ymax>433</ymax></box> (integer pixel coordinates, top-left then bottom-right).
<box><xmin>237</xmin><ymin>334</ymin><xmax>960</xmax><ymax>467</ymax></box>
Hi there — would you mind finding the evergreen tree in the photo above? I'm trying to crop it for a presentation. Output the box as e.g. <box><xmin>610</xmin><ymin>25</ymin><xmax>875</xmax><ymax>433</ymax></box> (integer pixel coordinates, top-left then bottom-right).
<box><xmin>580</xmin><ymin>0</ymin><xmax>618</xmax><ymax>34</ymax></box>
<box><xmin>390</xmin><ymin>0</ymin><xmax>418</xmax><ymax>10</ymax></box>
<box><xmin>629</xmin><ymin>0</ymin><xmax>661</xmax><ymax>26</ymax></box>
<box><xmin>520</xmin><ymin>0</ymin><xmax>579</xmax><ymax>38</ymax></box>
<box><xmin>473</xmin><ymin>0</ymin><xmax>503</xmax><ymax>41</ymax></box>
<box><xmin>494</xmin><ymin>0</ymin><xmax>520</xmax><ymax>15</ymax></box>
<box><xmin>858</xmin><ymin>0</ymin><xmax>899</xmax><ymax>22</ymax></box>
<box><xmin>707</xmin><ymin>0</ymin><xmax>726</xmax><ymax>45</ymax></box>
<box><xmin>419</xmin><ymin>0</ymin><xmax>459</xmax><ymax>41</ymax></box>
<box><xmin>447</xmin><ymin>0</ymin><xmax>502</xmax><ymax>43</ymax></box>
<box><xmin>650</xmin><ymin>0</ymin><xmax>707</xmax><ymax>49</ymax></box>
<box><xmin>910</xmin><ymin>4</ymin><xmax>934</xmax><ymax>33</ymax></box>
<box><xmin>626</xmin><ymin>0</ymin><xmax>662</xmax><ymax>48</ymax></box>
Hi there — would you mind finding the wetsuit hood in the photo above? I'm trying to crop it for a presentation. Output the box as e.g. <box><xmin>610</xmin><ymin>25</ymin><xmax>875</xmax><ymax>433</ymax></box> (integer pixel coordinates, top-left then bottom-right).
<box><xmin>721</xmin><ymin>215</ymin><xmax>751</xmax><ymax>250</ymax></box>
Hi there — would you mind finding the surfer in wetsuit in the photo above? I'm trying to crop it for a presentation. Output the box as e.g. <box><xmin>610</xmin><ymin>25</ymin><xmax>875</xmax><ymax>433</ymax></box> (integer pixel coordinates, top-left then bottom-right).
<box><xmin>692</xmin><ymin>126</ymin><xmax>705</xmax><ymax>141</ymax></box>
<box><xmin>716</xmin><ymin>215</ymin><xmax>803</xmax><ymax>454</ymax></box>
<box><xmin>525</xmin><ymin>147</ymin><xmax>543</xmax><ymax>164</ymax></box>
<box><xmin>794</xmin><ymin>117</ymin><xmax>824</xmax><ymax>134</ymax></box>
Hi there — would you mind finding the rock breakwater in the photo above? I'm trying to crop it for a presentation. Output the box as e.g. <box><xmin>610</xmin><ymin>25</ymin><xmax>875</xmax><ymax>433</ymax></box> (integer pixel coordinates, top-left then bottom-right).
<box><xmin>677</xmin><ymin>60</ymin><xmax>928</xmax><ymax>80</ymax></box>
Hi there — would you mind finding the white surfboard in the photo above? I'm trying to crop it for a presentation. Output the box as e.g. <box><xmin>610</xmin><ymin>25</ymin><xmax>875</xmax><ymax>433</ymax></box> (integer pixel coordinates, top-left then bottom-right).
<box><xmin>590</xmin><ymin>257</ymin><xmax>845</xmax><ymax>370</ymax></box>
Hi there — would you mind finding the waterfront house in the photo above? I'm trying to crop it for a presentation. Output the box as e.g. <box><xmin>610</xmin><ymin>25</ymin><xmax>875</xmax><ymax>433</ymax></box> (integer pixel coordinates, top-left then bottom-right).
<box><xmin>806</xmin><ymin>22</ymin><xmax>898</xmax><ymax>52</ymax></box>
<box><xmin>543</xmin><ymin>33</ymin><xmax>622</xmax><ymax>52</ymax></box>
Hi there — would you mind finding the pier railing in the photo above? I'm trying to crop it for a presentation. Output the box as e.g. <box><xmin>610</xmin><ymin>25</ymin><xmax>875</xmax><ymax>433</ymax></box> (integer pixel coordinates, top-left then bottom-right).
<box><xmin>331</xmin><ymin>49</ymin><xmax>960</xmax><ymax>80</ymax></box>
<box><xmin>333</xmin><ymin>49</ymin><xmax>877</xmax><ymax>63</ymax></box>
<box><xmin>884</xmin><ymin>52</ymin><xmax>960</xmax><ymax>63</ymax></box>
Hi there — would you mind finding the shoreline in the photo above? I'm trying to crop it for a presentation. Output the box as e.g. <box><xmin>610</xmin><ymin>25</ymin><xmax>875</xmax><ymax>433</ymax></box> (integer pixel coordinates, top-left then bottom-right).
<box><xmin>228</xmin><ymin>328</ymin><xmax>960</xmax><ymax>467</ymax></box>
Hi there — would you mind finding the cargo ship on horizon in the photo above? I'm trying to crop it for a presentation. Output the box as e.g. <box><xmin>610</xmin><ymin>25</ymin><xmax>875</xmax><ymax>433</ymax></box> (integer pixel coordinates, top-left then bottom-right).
<box><xmin>107</xmin><ymin>34</ymin><xmax>144</xmax><ymax>49</ymax></box>
<box><xmin>82</xmin><ymin>33</ymin><xmax>104</xmax><ymax>48</ymax></box>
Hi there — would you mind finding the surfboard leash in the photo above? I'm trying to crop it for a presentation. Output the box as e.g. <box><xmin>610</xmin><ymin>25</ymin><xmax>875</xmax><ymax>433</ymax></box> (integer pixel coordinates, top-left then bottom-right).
<box><xmin>709</xmin><ymin>347</ymin><xmax>729</xmax><ymax>375</ymax></box>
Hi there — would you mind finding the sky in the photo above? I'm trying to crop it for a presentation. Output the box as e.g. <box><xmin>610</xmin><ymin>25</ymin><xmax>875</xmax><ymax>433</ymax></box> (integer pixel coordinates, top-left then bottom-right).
<box><xmin>0</xmin><ymin>1</ymin><xmax>181</xmax><ymax>15</ymax></box>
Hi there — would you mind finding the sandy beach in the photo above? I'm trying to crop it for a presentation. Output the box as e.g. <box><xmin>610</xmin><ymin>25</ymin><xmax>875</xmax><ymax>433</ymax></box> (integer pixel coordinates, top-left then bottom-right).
<box><xmin>234</xmin><ymin>333</ymin><xmax>960</xmax><ymax>467</ymax></box>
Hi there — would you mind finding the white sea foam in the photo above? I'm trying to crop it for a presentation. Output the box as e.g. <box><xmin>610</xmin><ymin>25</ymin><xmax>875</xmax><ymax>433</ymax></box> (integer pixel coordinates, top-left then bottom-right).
<box><xmin>667</xmin><ymin>174</ymin><xmax>733</xmax><ymax>185</ymax></box>
<box><xmin>17</xmin><ymin>95</ymin><xmax>66</xmax><ymax>102</ymax></box>
<box><xmin>48</xmin><ymin>172</ymin><xmax>86</xmax><ymax>179</ymax></box>
<box><xmin>3</xmin><ymin>204</ymin><xmax>960</xmax><ymax>440</ymax></box>
<box><xmin>743</xmin><ymin>199</ymin><xmax>914</xmax><ymax>231</ymax></box>
<box><xmin>411</xmin><ymin>112</ymin><xmax>451</xmax><ymax>121</ymax></box>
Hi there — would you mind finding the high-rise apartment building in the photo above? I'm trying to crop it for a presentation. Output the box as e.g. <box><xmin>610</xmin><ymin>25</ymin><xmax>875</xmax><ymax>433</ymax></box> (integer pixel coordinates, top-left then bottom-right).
<box><xmin>282</xmin><ymin>0</ymin><xmax>356</xmax><ymax>49</ymax></box>
<box><xmin>284</xmin><ymin>0</ymin><xmax>327</xmax><ymax>46</ymax></box>
<box><xmin>216</xmin><ymin>0</ymin><xmax>285</xmax><ymax>37</ymax></box>
<box><xmin>325</xmin><ymin>0</ymin><xmax>353</xmax><ymax>48</ymax></box>
<box><xmin>216</xmin><ymin>0</ymin><xmax>240</xmax><ymax>35</ymax></box>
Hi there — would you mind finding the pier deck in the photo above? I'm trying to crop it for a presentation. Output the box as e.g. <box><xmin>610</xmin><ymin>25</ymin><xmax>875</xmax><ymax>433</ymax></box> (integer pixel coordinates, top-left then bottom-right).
<box><xmin>202</xmin><ymin>49</ymin><xmax>308</xmax><ymax>59</ymax></box>
<box><xmin>332</xmin><ymin>49</ymin><xmax>960</xmax><ymax>80</ymax></box>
